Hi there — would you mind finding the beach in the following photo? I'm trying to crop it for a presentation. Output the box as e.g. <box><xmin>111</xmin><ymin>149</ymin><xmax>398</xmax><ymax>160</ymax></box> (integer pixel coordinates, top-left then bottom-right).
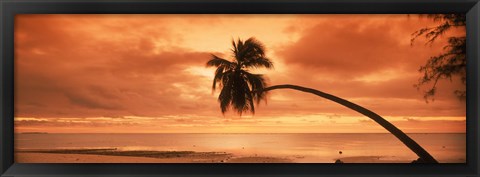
<box><xmin>15</xmin><ymin>149</ymin><xmax>293</xmax><ymax>163</ymax></box>
<box><xmin>15</xmin><ymin>133</ymin><xmax>466</xmax><ymax>163</ymax></box>
<box><xmin>15</xmin><ymin>149</ymin><xmax>406</xmax><ymax>163</ymax></box>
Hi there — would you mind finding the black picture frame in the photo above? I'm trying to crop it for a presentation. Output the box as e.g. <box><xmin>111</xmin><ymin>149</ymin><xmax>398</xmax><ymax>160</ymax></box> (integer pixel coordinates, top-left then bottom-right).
<box><xmin>1</xmin><ymin>0</ymin><xmax>479</xmax><ymax>176</ymax></box>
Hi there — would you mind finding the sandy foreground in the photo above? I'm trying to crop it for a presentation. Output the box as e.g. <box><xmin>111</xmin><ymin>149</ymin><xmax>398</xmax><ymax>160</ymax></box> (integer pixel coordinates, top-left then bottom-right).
<box><xmin>16</xmin><ymin>152</ymin><xmax>293</xmax><ymax>163</ymax></box>
<box><xmin>15</xmin><ymin>149</ymin><xmax>408</xmax><ymax>163</ymax></box>
<box><xmin>16</xmin><ymin>153</ymin><xmax>408</xmax><ymax>163</ymax></box>
<box><xmin>337</xmin><ymin>156</ymin><xmax>410</xmax><ymax>163</ymax></box>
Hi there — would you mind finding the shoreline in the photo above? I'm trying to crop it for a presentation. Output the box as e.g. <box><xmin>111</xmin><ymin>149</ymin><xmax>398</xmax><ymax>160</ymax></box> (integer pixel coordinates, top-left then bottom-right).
<box><xmin>16</xmin><ymin>149</ymin><xmax>294</xmax><ymax>163</ymax></box>
<box><xmin>15</xmin><ymin>148</ymin><xmax>417</xmax><ymax>163</ymax></box>
<box><xmin>336</xmin><ymin>156</ymin><xmax>411</xmax><ymax>163</ymax></box>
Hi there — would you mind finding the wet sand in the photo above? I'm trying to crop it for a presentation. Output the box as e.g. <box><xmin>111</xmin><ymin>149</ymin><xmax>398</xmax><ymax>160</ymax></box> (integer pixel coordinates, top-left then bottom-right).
<box><xmin>15</xmin><ymin>149</ymin><xmax>293</xmax><ymax>163</ymax></box>
<box><xmin>336</xmin><ymin>156</ymin><xmax>410</xmax><ymax>163</ymax></box>
<box><xmin>227</xmin><ymin>156</ymin><xmax>292</xmax><ymax>163</ymax></box>
<box><xmin>16</xmin><ymin>152</ymin><xmax>182</xmax><ymax>163</ymax></box>
<box><xmin>16</xmin><ymin>149</ymin><xmax>418</xmax><ymax>163</ymax></box>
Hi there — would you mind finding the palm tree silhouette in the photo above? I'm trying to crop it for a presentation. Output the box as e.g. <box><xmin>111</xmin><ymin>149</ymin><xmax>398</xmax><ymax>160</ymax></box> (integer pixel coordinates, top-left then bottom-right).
<box><xmin>206</xmin><ymin>37</ymin><xmax>438</xmax><ymax>163</ymax></box>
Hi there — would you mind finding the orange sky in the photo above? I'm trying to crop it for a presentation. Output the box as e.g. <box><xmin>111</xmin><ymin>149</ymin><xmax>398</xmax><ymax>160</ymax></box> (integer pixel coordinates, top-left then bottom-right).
<box><xmin>14</xmin><ymin>14</ymin><xmax>466</xmax><ymax>133</ymax></box>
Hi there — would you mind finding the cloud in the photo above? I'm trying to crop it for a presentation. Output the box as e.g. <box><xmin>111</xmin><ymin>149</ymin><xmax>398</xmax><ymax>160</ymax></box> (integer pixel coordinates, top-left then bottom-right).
<box><xmin>277</xmin><ymin>16</ymin><xmax>447</xmax><ymax>76</ymax></box>
<box><xmin>15</xmin><ymin>15</ymin><xmax>218</xmax><ymax>118</ymax></box>
<box><xmin>14</xmin><ymin>15</ymin><xmax>466</xmax><ymax>133</ymax></box>
<box><xmin>63</xmin><ymin>90</ymin><xmax>124</xmax><ymax>110</ymax></box>
<box><xmin>263</xmin><ymin>15</ymin><xmax>466</xmax><ymax>117</ymax></box>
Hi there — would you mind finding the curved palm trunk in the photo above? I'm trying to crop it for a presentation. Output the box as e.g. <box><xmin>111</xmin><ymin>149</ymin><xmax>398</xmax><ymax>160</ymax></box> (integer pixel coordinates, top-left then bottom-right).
<box><xmin>262</xmin><ymin>84</ymin><xmax>438</xmax><ymax>163</ymax></box>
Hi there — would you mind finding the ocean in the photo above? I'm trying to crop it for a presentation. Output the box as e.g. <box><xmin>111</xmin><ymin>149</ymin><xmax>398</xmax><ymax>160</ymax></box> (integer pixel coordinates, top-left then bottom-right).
<box><xmin>15</xmin><ymin>133</ymin><xmax>466</xmax><ymax>163</ymax></box>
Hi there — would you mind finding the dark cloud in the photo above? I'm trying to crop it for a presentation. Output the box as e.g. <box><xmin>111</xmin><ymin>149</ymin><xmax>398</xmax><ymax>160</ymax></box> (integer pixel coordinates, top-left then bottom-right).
<box><xmin>15</xmin><ymin>15</ymin><xmax>217</xmax><ymax>118</ymax></box>
<box><xmin>64</xmin><ymin>91</ymin><xmax>123</xmax><ymax>110</ymax></box>
<box><xmin>277</xmin><ymin>16</ymin><xmax>446</xmax><ymax>77</ymax></box>
<box><xmin>265</xmin><ymin>15</ymin><xmax>466</xmax><ymax>117</ymax></box>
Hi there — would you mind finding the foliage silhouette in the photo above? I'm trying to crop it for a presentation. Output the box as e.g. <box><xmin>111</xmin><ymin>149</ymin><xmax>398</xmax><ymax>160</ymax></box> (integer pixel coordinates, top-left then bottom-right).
<box><xmin>206</xmin><ymin>37</ymin><xmax>438</xmax><ymax>163</ymax></box>
<box><xmin>412</xmin><ymin>14</ymin><xmax>466</xmax><ymax>101</ymax></box>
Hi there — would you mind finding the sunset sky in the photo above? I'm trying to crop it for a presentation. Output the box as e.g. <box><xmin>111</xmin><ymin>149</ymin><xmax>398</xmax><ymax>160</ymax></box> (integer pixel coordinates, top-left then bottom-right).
<box><xmin>14</xmin><ymin>14</ymin><xmax>466</xmax><ymax>133</ymax></box>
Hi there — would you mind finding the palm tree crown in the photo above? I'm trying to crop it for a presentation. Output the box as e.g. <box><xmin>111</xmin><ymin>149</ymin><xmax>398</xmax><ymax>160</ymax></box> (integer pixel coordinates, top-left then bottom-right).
<box><xmin>206</xmin><ymin>37</ymin><xmax>273</xmax><ymax>115</ymax></box>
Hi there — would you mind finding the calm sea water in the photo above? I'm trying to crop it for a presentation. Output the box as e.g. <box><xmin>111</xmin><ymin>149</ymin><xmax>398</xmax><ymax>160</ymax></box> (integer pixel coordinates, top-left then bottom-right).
<box><xmin>15</xmin><ymin>133</ymin><xmax>466</xmax><ymax>163</ymax></box>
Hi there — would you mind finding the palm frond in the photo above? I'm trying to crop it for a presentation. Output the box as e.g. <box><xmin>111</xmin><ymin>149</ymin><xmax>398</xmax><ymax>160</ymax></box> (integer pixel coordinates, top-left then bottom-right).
<box><xmin>242</xmin><ymin>71</ymin><xmax>267</xmax><ymax>105</ymax></box>
<box><xmin>243</xmin><ymin>37</ymin><xmax>266</xmax><ymax>58</ymax></box>
<box><xmin>218</xmin><ymin>72</ymin><xmax>234</xmax><ymax>114</ymax></box>
<box><xmin>231</xmin><ymin>39</ymin><xmax>238</xmax><ymax>58</ymax></box>
<box><xmin>234</xmin><ymin>37</ymin><xmax>266</xmax><ymax>64</ymax></box>
<box><xmin>232</xmin><ymin>72</ymin><xmax>248</xmax><ymax>115</ymax></box>
<box><xmin>234</xmin><ymin>38</ymin><xmax>245</xmax><ymax>63</ymax></box>
<box><xmin>206</xmin><ymin>55</ymin><xmax>233</xmax><ymax>67</ymax></box>
<box><xmin>212</xmin><ymin>66</ymin><xmax>226</xmax><ymax>91</ymax></box>
<box><xmin>244</xmin><ymin>83</ymin><xmax>255</xmax><ymax>114</ymax></box>
<box><xmin>243</xmin><ymin>57</ymin><xmax>274</xmax><ymax>69</ymax></box>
